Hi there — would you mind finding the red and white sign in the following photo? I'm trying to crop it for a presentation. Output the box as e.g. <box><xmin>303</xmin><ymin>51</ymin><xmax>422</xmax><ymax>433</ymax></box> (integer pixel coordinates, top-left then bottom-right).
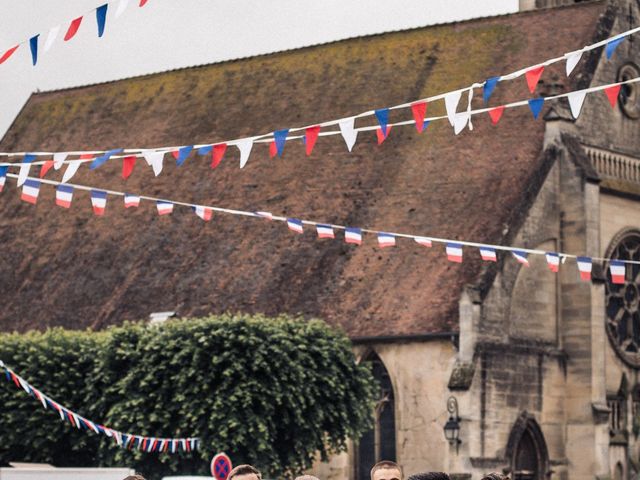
<box><xmin>211</xmin><ymin>452</ymin><xmax>232</xmax><ymax>480</ymax></box>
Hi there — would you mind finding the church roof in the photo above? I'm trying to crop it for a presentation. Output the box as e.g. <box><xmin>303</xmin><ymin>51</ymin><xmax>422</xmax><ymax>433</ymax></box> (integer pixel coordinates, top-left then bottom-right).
<box><xmin>0</xmin><ymin>2</ymin><xmax>607</xmax><ymax>337</ymax></box>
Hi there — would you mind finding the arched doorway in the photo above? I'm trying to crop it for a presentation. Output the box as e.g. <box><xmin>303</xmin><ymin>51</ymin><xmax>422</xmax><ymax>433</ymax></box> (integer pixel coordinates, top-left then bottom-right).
<box><xmin>506</xmin><ymin>413</ymin><xmax>550</xmax><ymax>480</ymax></box>
<box><xmin>356</xmin><ymin>351</ymin><xmax>396</xmax><ymax>480</ymax></box>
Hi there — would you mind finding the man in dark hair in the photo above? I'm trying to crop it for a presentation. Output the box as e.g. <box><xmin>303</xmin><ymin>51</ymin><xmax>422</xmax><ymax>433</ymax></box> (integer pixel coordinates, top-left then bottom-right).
<box><xmin>481</xmin><ymin>473</ymin><xmax>510</xmax><ymax>480</ymax></box>
<box><xmin>228</xmin><ymin>464</ymin><xmax>262</xmax><ymax>480</ymax></box>
<box><xmin>370</xmin><ymin>461</ymin><xmax>403</xmax><ymax>480</ymax></box>
<box><xmin>123</xmin><ymin>476</ymin><xmax>146</xmax><ymax>480</ymax></box>
<box><xmin>407</xmin><ymin>473</ymin><xmax>450</xmax><ymax>480</ymax></box>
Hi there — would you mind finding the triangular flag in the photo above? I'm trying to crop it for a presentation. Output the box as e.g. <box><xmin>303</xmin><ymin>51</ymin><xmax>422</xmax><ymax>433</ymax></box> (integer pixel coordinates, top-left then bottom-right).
<box><xmin>453</xmin><ymin>113</ymin><xmax>470</xmax><ymax>135</ymax></box>
<box><xmin>197</xmin><ymin>145</ymin><xmax>212</xmax><ymax>155</ymax></box>
<box><xmin>411</xmin><ymin>102</ymin><xmax>427</xmax><ymax>133</ymax></box>
<box><xmin>64</xmin><ymin>17</ymin><xmax>83</xmax><ymax>41</ymax></box>
<box><xmin>604</xmin><ymin>85</ymin><xmax>621</xmax><ymax>108</ymax></box>
<box><xmin>525</xmin><ymin>66</ymin><xmax>544</xmax><ymax>93</ymax></box>
<box><xmin>338</xmin><ymin>118</ymin><xmax>358</xmax><ymax>152</ymax></box>
<box><xmin>122</xmin><ymin>156</ymin><xmax>136</xmax><ymax>179</ymax></box>
<box><xmin>143</xmin><ymin>151</ymin><xmax>164</xmax><ymax>176</ymax></box>
<box><xmin>96</xmin><ymin>4</ymin><xmax>109</xmax><ymax>37</ymax></box>
<box><xmin>606</xmin><ymin>37</ymin><xmax>625</xmax><ymax>59</ymax></box>
<box><xmin>565</xmin><ymin>51</ymin><xmax>583</xmax><ymax>76</ymax></box>
<box><xmin>236</xmin><ymin>138</ymin><xmax>254</xmax><ymax>168</ymax></box>
<box><xmin>305</xmin><ymin>126</ymin><xmax>320</xmax><ymax>156</ymax></box>
<box><xmin>0</xmin><ymin>166</ymin><xmax>8</xmax><ymax>193</ymax></box>
<box><xmin>40</xmin><ymin>160</ymin><xmax>54</xmax><ymax>178</ymax></box>
<box><xmin>139</xmin><ymin>0</ymin><xmax>149</xmax><ymax>6</ymax></box>
<box><xmin>528</xmin><ymin>98</ymin><xmax>545</xmax><ymax>119</ymax></box>
<box><xmin>269</xmin><ymin>141</ymin><xmax>277</xmax><ymax>158</ymax></box>
<box><xmin>29</xmin><ymin>35</ymin><xmax>39</xmax><ymax>66</ymax></box>
<box><xmin>488</xmin><ymin>106</ymin><xmax>505</xmax><ymax>125</ymax></box>
<box><xmin>90</xmin><ymin>148</ymin><xmax>123</xmax><ymax>169</ymax></box>
<box><xmin>483</xmin><ymin>77</ymin><xmax>499</xmax><ymax>104</ymax></box>
<box><xmin>115</xmin><ymin>0</ymin><xmax>130</xmax><ymax>18</ymax></box>
<box><xmin>53</xmin><ymin>152</ymin><xmax>68</xmax><ymax>170</ymax></box>
<box><xmin>444</xmin><ymin>91</ymin><xmax>462</xmax><ymax>126</ymax></box>
<box><xmin>210</xmin><ymin>144</ymin><xmax>227</xmax><ymax>169</ymax></box>
<box><xmin>375</xmin><ymin>108</ymin><xmax>389</xmax><ymax>136</ymax></box>
<box><xmin>0</xmin><ymin>45</ymin><xmax>19</xmax><ymax>65</ymax></box>
<box><xmin>376</xmin><ymin>125</ymin><xmax>392</xmax><ymax>145</ymax></box>
<box><xmin>62</xmin><ymin>159</ymin><xmax>83</xmax><ymax>183</ymax></box>
<box><xmin>567</xmin><ymin>90</ymin><xmax>587</xmax><ymax>119</ymax></box>
<box><xmin>17</xmin><ymin>154</ymin><xmax>36</xmax><ymax>187</ymax></box>
<box><xmin>176</xmin><ymin>145</ymin><xmax>193</xmax><ymax>166</ymax></box>
<box><xmin>274</xmin><ymin>129</ymin><xmax>289</xmax><ymax>157</ymax></box>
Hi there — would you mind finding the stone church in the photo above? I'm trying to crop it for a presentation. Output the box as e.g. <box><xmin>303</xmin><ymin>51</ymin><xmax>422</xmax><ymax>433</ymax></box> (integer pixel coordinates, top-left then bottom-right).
<box><xmin>0</xmin><ymin>1</ymin><xmax>639</xmax><ymax>480</ymax></box>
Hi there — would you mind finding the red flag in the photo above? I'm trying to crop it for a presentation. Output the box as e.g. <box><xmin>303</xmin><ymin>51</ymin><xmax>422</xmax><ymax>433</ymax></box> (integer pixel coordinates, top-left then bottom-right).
<box><xmin>139</xmin><ymin>0</ymin><xmax>149</xmax><ymax>6</ymax></box>
<box><xmin>64</xmin><ymin>17</ymin><xmax>83</xmax><ymax>41</ymax></box>
<box><xmin>488</xmin><ymin>106</ymin><xmax>505</xmax><ymax>125</ymax></box>
<box><xmin>525</xmin><ymin>66</ymin><xmax>544</xmax><ymax>93</ymax></box>
<box><xmin>210</xmin><ymin>143</ymin><xmax>227</xmax><ymax>169</ymax></box>
<box><xmin>305</xmin><ymin>125</ymin><xmax>320</xmax><ymax>156</ymax></box>
<box><xmin>411</xmin><ymin>102</ymin><xmax>427</xmax><ymax>132</ymax></box>
<box><xmin>376</xmin><ymin>125</ymin><xmax>392</xmax><ymax>145</ymax></box>
<box><xmin>269</xmin><ymin>141</ymin><xmax>277</xmax><ymax>158</ymax></box>
<box><xmin>171</xmin><ymin>150</ymin><xmax>179</xmax><ymax>160</ymax></box>
<box><xmin>122</xmin><ymin>156</ymin><xmax>136</xmax><ymax>179</ymax></box>
<box><xmin>604</xmin><ymin>85</ymin><xmax>621</xmax><ymax>108</ymax></box>
<box><xmin>40</xmin><ymin>160</ymin><xmax>54</xmax><ymax>178</ymax></box>
<box><xmin>0</xmin><ymin>45</ymin><xmax>19</xmax><ymax>65</ymax></box>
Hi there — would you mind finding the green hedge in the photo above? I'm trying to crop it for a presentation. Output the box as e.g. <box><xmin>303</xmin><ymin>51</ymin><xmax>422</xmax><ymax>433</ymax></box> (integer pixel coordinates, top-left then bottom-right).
<box><xmin>0</xmin><ymin>314</ymin><xmax>375</xmax><ymax>479</ymax></box>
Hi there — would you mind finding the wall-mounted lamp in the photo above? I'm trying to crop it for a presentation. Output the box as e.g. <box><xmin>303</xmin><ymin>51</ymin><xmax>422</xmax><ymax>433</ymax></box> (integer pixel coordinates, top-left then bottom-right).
<box><xmin>443</xmin><ymin>396</ymin><xmax>461</xmax><ymax>454</ymax></box>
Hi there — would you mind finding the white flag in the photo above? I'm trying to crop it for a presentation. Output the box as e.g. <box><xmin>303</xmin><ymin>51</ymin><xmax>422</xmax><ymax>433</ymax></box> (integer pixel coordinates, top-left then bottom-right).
<box><xmin>444</xmin><ymin>91</ymin><xmax>462</xmax><ymax>126</ymax></box>
<box><xmin>565</xmin><ymin>51</ymin><xmax>583</xmax><ymax>77</ymax></box>
<box><xmin>62</xmin><ymin>160</ymin><xmax>82</xmax><ymax>183</ymax></box>
<box><xmin>453</xmin><ymin>112</ymin><xmax>470</xmax><ymax>135</ymax></box>
<box><xmin>53</xmin><ymin>152</ymin><xmax>68</xmax><ymax>170</ymax></box>
<box><xmin>143</xmin><ymin>151</ymin><xmax>164</xmax><ymax>176</ymax></box>
<box><xmin>17</xmin><ymin>162</ymin><xmax>32</xmax><ymax>187</ymax></box>
<box><xmin>338</xmin><ymin>118</ymin><xmax>358</xmax><ymax>152</ymax></box>
<box><xmin>115</xmin><ymin>0</ymin><xmax>130</xmax><ymax>18</ymax></box>
<box><xmin>44</xmin><ymin>26</ymin><xmax>60</xmax><ymax>53</ymax></box>
<box><xmin>236</xmin><ymin>138</ymin><xmax>254</xmax><ymax>168</ymax></box>
<box><xmin>567</xmin><ymin>90</ymin><xmax>587</xmax><ymax>119</ymax></box>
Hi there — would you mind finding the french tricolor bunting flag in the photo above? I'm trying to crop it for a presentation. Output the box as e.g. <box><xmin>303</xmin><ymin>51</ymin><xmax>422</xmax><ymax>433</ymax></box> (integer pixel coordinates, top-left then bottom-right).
<box><xmin>479</xmin><ymin>246</ymin><xmax>497</xmax><ymax>262</ymax></box>
<box><xmin>414</xmin><ymin>237</ymin><xmax>432</xmax><ymax>248</ymax></box>
<box><xmin>55</xmin><ymin>184</ymin><xmax>74</xmax><ymax>208</ymax></box>
<box><xmin>124</xmin><ymin>193</ymin><xmax>140</xmax><ymax>208</ymax></box>
<box><xmin>610</xmin><ymin>260</ymin><xmax>626</xmax><ymax>284</ymax></box>
<box><xmin>545</xmin><ymin>252</ymin><xmax>560</xmax><ymax>272</ymax></box>
<box><xmin>256</xmin><ymin>211</ymin><xmax>273</xmax><ymax>221</ymax></box>
<box><xmin>21</xmin><ymin>179</ymin><xmax>41</xmax><ymax>204</ymax></box>
<box><xmin>156</xmin><ymin>201</ymin><xmax>174</xmax><ymax>215</ymax></box>
<box><xmin>90</xmin><ymin>190</ymin><xmax>107</xmax><ymax>215</ymax></box>
<box><xmin>512</xmin><ymin>250</ymin><xmax>530</xmax><ymax>267</ymax></box>
<box><xmin>316</xmin><ymin>224</ymin><xmax>335</xmax><ymax>239</ymax></box>
<box><xmin>576</xmin><ymin>256</ymin><xmax>592</xmax><ymax>282</ymax></box>
<box><xmin>446</xmin><ymin>243</ymin><xmax>463</xmax><ymax>263</ymax></box>
<box><xmin>287</xmin><ymin>218</ymin><xmax>303</xmax><ymax>234</ymax></box>
<box><xmin>377</xmin><ymin>232</ymin><xmax>396</xmax><ymax>248</ymax></box>
<box><xmin>194</xmin><ymin>206</ymin><xmax>213</xmax><ymax>221</ymax></box>
<box><xmin>345</xmin><ymin>227</ymin><xmax>362</xmax><ymax>245</ymax></box>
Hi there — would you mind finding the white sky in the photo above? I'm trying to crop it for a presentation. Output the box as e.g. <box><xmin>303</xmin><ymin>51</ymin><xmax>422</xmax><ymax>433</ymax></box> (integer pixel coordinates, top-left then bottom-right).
<box><xmin>0</xmin><ymin>0</ymin><xmax>518</xmax><ymax>139</ymax></box>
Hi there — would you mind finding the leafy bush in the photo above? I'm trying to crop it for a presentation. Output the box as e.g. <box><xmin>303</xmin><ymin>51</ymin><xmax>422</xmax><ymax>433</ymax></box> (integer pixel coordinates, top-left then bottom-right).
<box><xmin>0</xmin><ymin>314</ymin><xmax>375</xmax><ymax>479</ymax></box>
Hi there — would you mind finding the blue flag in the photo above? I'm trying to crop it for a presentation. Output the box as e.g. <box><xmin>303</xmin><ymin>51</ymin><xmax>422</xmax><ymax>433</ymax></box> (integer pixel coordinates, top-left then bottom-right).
<box><xmin>528</xmin><ymin>98</ymin><xmax>545</xmax><ymax>119</ymax></box>
<box><xmin>29</xmin><ymin>35</ymin><xmax>39</xmax><ymax>66</ymax></box>
<box><xmin>96</xmin><ymin>4</ymin><xmax>108</xmax><ymax>38</ymax></box>
<box><xmin>197</xmin><ymin>145</ymin><xmax>213</xmax><ymax>155</ymax></box>
<box><xmin>483</xmin><ymin>76</ymin><xmax>499</xmax><ymax>104</ymax></box>
<box><xmin>90</xmin><ymin>148</ymin><xmax>123</xmax><ymax>169</ymax></box>
<box><xmin>375</xmin><ymin>108</ymin><xmax>389</xmax><ymax>135</ymax></box>
<box><xmin>176</xmin><ymin>145</ymin><xmax>193</xmax><ymax>166</ymax></box>
<box><xmin>605</xmin><ymin>37</ymin><xmax>624</xmax><ymax>60</ymax></box>
<box><xmin>274</xmin><ymin>129</ymin><xmax>289</xmax><ymax>157</ymax></box>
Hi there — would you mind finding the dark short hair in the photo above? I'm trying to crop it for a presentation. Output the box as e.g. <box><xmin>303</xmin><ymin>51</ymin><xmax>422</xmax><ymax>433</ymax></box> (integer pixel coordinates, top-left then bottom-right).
<box><xmin>123</xmin><ymin>476</ymin><xmax>146</xmax><ymax>480</ymax></box>
<box><xmin>228</xmin><ymin>464</ymin><xmax>262</xmax><ymax>480</ymax></box>
<box><xmin>371</xmin><ymin>461</ymin><xmax>403</xmax><ymax>480</ymax></box>
<box><xmin>481</xmin><ymin>474</ymin><xmax>510</xmax><ymax>480</ymax></box>
<box><xmin>408</xmin><ymin>473</ymin><xmax>450</xmax><ymax>480</ymax></box>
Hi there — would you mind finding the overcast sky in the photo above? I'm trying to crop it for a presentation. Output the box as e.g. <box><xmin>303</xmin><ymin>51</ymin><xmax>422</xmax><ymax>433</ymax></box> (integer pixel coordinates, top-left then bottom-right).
<box><xmin>0</xmin><ymin>0</ymin><xmax>518</xmax><ymax>139</ymax></box>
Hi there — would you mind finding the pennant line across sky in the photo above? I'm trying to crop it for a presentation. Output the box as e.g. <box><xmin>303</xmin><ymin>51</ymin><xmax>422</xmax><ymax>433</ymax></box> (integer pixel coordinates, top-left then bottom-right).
<box><xmin>0</xmin><ymin>360</ymin><xmax>198</xmax><ymax>454</ymax></box>
<box><xmin>3</xmin><ymin>171</ymin><xmax>639</xmax><ymax>284</ymax></box>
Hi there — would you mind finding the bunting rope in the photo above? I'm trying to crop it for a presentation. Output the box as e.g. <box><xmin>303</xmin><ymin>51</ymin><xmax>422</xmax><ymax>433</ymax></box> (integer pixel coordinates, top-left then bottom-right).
<box><xmin>0</xmin><ymin>73</ymin><xmax>637</xmax><ymax>188</ymax></box>
<box><xmin>0</xmin><ymin>360</ymin><xmax>199</xmax><ymax>453</ymax></box>
<box><xmin>0</xmin><ymin>23</ymin><xmax>636</xmax><ymax>163</ymax></box>
<box><xmin>0</xmin><ymin>0</ymin><xmax>150</xmax><ymax>68</ymax></box>
<box><xmin>1</xmin><ymin>172</ymin><xmax>635</xmax><ymax>283</ymax></box>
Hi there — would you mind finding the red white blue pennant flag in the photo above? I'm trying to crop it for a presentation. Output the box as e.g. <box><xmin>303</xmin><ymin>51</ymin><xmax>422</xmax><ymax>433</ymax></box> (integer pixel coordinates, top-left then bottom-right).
<box><xmin>316</xmin><ymin>224</ymin><xmax>335</xmax><ymax>239</ymax></box>
<box><xmin>21</xmin><ymin>179</ymin><xmax>41</xmax><ymax>204</ymax></box>
<box><xmin>577</xmin><ymin>256</ymin><xmax>592</xmax><ymax>282</ymax></box>
<box><xmin>55</xmin><ymin>185</ymin><xmax>74</xmax><ymax>208</ymax></box>
<box><xmin>610</xmin><ymin>260</ymin><xmax>626</xmax><ymax>284</ymax></box>
<box><xmin>446</xmin><ymin>242</ymin><xmax>463</xmax><ymax>263</ymax></box>
<box><xmin>545</xmin><ymin>252</ymin><xmax>560</xmax><ymax>272</ymax></box>
<box><xmin>156</xmin><ymin>201</ymin><xmax>173</xmax><ymax>216</ymax></box>
<box><xmin>414</xmin><ymin>237</ymin><xmax>432</xmax><ymax>248</ymax></box>
<box><xmin>345</xmin><ymin>227</ymin><xmax>362</xmax><ymax>245</ymax></box>
<box><xmin>90</xmin><ymin>190</ymin><xmax>107</xmax><ymax>215</ymax></box>
<box><xmin>256</xmin><ymin>211</ymin><xmax>273</xmax><ymax>221</ymax></box>
<box><xmin>480</xmin><ymin>246</ymin><xmax>497</xmax><ymax>262</ymax></box>
<box><xmin>124</xmin><ymin>193</ymin><xmax>140</xmax><ymax>208</ymax></box>
<box><xmin>287</xmin><ymin>218</ymin><xmax>303</xmax><ymax>234</ymax></box>
<box><xmin>512</xmin><ymin>250</ymin><xmax>530</xmax><ymax>267</ymax></box>
<box><xmin>194</xmin><ymin>206</ymin><xmax>213</xmax><ymax>221</ymax></box>
<box><xmin>377</xmin><ymin>233</ymin><xmax>396</xmax><ymax>248</ymax></box>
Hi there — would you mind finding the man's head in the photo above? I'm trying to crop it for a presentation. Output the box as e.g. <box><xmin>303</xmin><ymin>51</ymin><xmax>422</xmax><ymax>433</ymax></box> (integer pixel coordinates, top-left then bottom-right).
<box><xmin>371</xmin><ymin>461</ymin><xmax>403</xmax><ymax>480</ymax></box>
<box><xmin>228</xmin><ymin>464</ymin><xmax>262</xmax><ymax>480</ymax></box>
<box><xmin>408</xmin><ymin>473</ymin><xmax>451</xmax><ymax>480</ymax></box>
<box><xmin>481</xmin><ymin>473</ymin><xmax>510</xmax><ymax>480</ymax></box>
<box><xmin>123</xmin><ymin>476</ymin><xmax>146</xmax><ymax>480</ymax></box>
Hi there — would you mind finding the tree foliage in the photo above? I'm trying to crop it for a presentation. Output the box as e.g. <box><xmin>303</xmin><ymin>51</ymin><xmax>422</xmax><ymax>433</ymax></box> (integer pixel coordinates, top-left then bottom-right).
<box><xmin>0</xmin><ymin>314</ymin><xmax>375</xmax><ymax>479</ymax></box>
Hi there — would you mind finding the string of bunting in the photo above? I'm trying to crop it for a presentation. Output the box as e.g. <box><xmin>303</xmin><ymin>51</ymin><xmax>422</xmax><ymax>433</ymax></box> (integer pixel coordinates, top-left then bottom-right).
<box><xmin>0</xmin><ymin>360</ymin><xmax>198</xmax><ymax>453</ymax></box>
<box><xmin>0</xmin><ymin>172</ymin><xmax>634</xmax><ymax>283</ymax></box>
<box><xmin>0</xmin><ymin>23</ymin><xmax>636</xmax><ymax>167</ymax></box>
<box><xmin>0</xmin><ymin>73</ymin><xmax>638</xmax><ymax>188</ymax></box>
<box><xmin>0</xmin><ymin>0</ymin><xmax>150</xmax><ymax>68</ymax></box>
